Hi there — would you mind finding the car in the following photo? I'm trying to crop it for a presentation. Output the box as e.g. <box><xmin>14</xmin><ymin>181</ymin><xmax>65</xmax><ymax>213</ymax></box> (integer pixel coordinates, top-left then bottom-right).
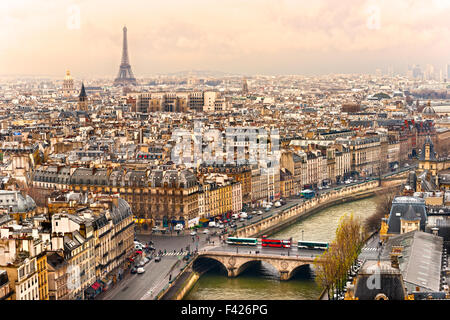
<box><xmin>142</xmin><ymin>258</ymin><xmax>150</xmax><ymax>265</ymax></box>
<box><xmin>131</xmin><ymin>267</ymin><xmax>138</xmax><ymax>274</ymax></box>
<box><xmin>190</xmin><ymin>231</ymin><xmax>197</xmax><ymax>236</ymax></box>
<box><xmin>203</xmin><ymin>229</ymin><xmax>209</xmax><ymax>234</ymax></box>
<box><xmin>247</xmin><ymin>215</ymin><xmax>253</xmax><ymax>220</ymax></box>
<box><xmin>137</xmin><ymin>267</ymin><xmax>145</xmax><ymax>274</ymax></box>
<box><xmin>257</xmin><ymin>210</ymin><xmax>263</xmax><ymax>215</ymax></box>
<box><xmin>239</xmin><ymin>217</ymin><xmax>245</xmax><ymax>222</ymax></box>
<box><xmin>155</xmin><ymin>256</ymin><xmax>161</xmax><ymax>262</ymax></box>
<box><xmin>208</xmin><ymin>221</ymin><xmax>217</xmax><ymax>228</ymax></box>
<box><xmin>137</xmin><ymin>261</ymin><xmax>145</xmax><ymax>268</ymax></box>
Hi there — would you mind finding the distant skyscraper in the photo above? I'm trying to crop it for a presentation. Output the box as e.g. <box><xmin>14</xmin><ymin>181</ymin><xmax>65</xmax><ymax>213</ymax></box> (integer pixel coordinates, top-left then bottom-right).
<box><xmin>412</xmin><ymin>65</ymin><xmax>423</xmax><ymax>79</ymax></box>
<box><xmin>387</xmin><ymin>66</ymin><xmax>394</xmax><ymax>77</ymax></box>
<box><xmin>114</xmin><ymin>26</ymin><xmax>137</xmax><ymax>86</ymax></box>
<box><xmin>447</xmin><ymin>64</ymin><xmax>450</xmax><ymax>80</ymax></box>
<box><xmin>242</xmin><ymin>78</ymin><xmax>248</xmax><ymax>95</ymax></box>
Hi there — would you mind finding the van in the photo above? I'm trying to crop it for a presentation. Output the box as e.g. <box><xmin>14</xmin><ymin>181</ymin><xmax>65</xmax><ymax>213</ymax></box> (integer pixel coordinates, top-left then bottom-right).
<box><xmin>239</xmin><ymin>212</ymin><xmax>247</xmax><ymax>218</ymax></box>
<box><xmin>208</xmin><ymin>221</ymin><xmax>216</xmax><ymax>228</ymax></box>
<box><xmin>174</xmin><ymin>224</ymin><xmax>184</xmax><ymax>231</ymax></box>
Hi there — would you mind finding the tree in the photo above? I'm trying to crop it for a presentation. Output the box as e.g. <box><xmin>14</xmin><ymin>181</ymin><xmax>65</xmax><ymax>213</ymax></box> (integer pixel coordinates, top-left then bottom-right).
<box><xmin>314</xmin><ymin>213</ymin><xmax>366</xmax><ymax>299</ymax></box>
<box><xmin>364</xmin><ymin>187</ymin><xmax>398</xmax><ymax>232</ymax></box>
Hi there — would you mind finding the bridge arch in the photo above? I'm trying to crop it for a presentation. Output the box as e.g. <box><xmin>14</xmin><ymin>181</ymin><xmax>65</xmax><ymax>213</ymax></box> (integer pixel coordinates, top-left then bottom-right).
<box><xmin>235</xmin><ymin>260</ymin><xmax>263</xmax><ymax>277</ymax></box>
<box><xmin>286</xmin><ymin>263</ymin><xmax>314</xmax><ymax>281</ymax></box>
<box><xmin>192</xmin><ymin>256</ymin><xmax>228</xmax><ymax>275</ymax></box>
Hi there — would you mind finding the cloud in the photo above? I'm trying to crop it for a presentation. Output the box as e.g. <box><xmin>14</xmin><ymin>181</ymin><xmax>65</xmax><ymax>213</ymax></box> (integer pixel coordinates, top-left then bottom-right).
<box><xmin>0</xmin><ymin>0</ymin><xmax>449</xmax><ymax>76</ymax></box>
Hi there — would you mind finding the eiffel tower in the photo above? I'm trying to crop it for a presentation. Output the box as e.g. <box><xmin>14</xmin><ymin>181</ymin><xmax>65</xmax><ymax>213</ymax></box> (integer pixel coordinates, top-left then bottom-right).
<box><xmin>114</xmin><ymin>26</ymin><xmax>137</xmax><ymax>86</ymax></box>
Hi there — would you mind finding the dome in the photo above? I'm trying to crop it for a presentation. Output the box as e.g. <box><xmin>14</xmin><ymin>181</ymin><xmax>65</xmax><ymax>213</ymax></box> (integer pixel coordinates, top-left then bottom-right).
<box><xmin>64</xmin><ymin>70</ymin><xmax>72</xmax><ymax>81</ymax></box>
<box><xmin>422</xmin><ymin>105</ymin><xmax>436</xmax><ymax>115</ymax></box>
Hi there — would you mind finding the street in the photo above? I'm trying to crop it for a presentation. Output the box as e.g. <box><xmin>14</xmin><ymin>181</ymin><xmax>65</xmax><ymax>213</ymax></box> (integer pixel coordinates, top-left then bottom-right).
<box><xmin>98</xmin><ymin>231</ymin><xmax>222</xmax><ymax>300</ymax></box>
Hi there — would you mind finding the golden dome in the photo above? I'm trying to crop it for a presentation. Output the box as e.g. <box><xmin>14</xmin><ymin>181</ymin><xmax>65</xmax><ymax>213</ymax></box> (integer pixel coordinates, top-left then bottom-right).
<box><xmin>64</xmin><ymin>70</ymin><xmax>72</xmax><ymax>81</ymax></box>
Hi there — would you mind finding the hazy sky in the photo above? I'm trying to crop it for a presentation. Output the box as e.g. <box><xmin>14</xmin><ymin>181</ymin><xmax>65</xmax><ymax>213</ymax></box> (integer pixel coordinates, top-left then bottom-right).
<box><xmin>1</xmin><ymin>0</ymin><xmax>449</xmax><ymax>78</ymax></box>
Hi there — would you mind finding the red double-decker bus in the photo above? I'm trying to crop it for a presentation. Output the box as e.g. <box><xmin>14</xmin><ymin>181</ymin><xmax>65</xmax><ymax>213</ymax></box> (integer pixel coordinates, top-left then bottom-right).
<box><xmin>261</xmin><ymin>235</ymin><xmax>292</xmax><ymax>248</ymax></box>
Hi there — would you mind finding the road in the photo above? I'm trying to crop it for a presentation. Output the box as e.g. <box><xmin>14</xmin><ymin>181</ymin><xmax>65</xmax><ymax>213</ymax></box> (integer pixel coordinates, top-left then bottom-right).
<box><xmin>98</xmin><ymin>231</ymin><xmax>222</xmax><ymax>300</ymax></box>
<box><xmin>358</xmin><ymin>233</ymin><xmax>382</xmax><ymax>261</ymax></box>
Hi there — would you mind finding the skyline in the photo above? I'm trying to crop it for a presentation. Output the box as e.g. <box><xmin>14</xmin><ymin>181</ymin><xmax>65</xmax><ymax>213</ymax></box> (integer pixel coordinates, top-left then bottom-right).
<box><xmin>1</xmin><ymin>0</ymin><xmax>450</xmax><ymax>78</ymax></box>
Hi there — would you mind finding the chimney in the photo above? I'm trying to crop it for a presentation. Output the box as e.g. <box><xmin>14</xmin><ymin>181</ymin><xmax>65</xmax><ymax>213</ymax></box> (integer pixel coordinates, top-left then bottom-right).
<box><xmin>112</xmin><ymin>196</ymin><xmax>119</xmax><ymax>207</ymax></box>
<box><xmin>390</xmin><ymin>246</ymin><xmax>403</xmax><ymax>269</ymax></box>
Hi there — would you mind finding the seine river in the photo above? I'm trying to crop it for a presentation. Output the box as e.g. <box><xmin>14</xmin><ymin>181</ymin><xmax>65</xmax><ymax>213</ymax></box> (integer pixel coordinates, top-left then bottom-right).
<box><xmin>184</xmin><ymin>196</ymin><xmax>378</xmax><ymax>300</ymax></box>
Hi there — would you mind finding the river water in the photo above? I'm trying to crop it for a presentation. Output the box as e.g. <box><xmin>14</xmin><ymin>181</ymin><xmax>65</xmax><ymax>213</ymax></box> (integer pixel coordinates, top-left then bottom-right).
<box><xmin>184</xmin><ymin>196</ymin><xmax>378</xmax><ymax>300</ymax></box>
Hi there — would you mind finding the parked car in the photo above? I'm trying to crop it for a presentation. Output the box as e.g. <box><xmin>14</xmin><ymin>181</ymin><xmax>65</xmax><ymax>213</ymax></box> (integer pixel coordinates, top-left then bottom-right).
<box><xmin>203</xmin><ymin>229</ymin><xmax>209</xmax><ymax>234</ymax></box>
<box><xmin>257</xmin><ymin>210</ymin><xmax>263</xmax><ymax>215</ymax></box>
<box><xmin>131</xmin><ymin>267</ymin><xmax>138</xmax><ymax>274</ymax></box>
<box><xmin>137</xmin><ymin>260</ymin><xmax>145</xmax><ymax>268</ymax></box>
<box><xmin>240</xmin><ymin>212</ymin><xmax>248</xmax><ymax>218</ymax></box>
<box><xmin>155</xmin><ymin>256</ymin><xmax>161</xmax><ymax>262</ymax></box>
<box><xmin>247</xmin><ymin>215</ymin><xmax>253</xmax><ymax>220</ymax></box>
<box><xmin>218</xmin><ymin>224</ymin><xmax>224</xmax><ymax>229</ymax></box>
<box><xmin>190</xmin><ymin>231</ymin><xmax>197</xmax><ymax>236</ymax></box>
<box><xmin>239</xmin><ymin>217</ymin><xmax>245</xmax><ymax>222</ymax></box>
<box><xmin>137</xmin><ymin>267</ymin><xmax>145</xmax><ymax>274</ymax></box>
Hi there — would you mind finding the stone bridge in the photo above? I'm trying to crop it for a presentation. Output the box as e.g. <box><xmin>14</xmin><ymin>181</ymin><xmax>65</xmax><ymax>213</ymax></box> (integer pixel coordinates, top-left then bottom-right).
<box><xmin>193</xmin><ymin>250</ymin><xmax>320</xmax><ymax>281</ymax></box>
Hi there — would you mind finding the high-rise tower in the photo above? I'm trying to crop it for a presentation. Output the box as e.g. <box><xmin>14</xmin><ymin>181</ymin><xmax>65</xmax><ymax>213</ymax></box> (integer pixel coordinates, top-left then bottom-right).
<box><xmin>242</xmin><ymin>77</ymin><xmax>249</xmax><ymax>95</ymax></box>
<box><xmin>114</xmin><ymin>26</ymin><xmax>137</xmax><ymax>86</ymax></box>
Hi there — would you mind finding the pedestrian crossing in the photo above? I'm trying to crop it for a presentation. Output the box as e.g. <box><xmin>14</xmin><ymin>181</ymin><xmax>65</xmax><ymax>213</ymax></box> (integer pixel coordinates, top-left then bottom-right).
<box><xmin>362</xmin><ymin>247</ymin><xmax>379</xmax><ymax>251</ymax></box>
<box><xmin>159</xmin><ymin>251</ymin><xmax>189</xmax><ymax>257</ymax></box>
